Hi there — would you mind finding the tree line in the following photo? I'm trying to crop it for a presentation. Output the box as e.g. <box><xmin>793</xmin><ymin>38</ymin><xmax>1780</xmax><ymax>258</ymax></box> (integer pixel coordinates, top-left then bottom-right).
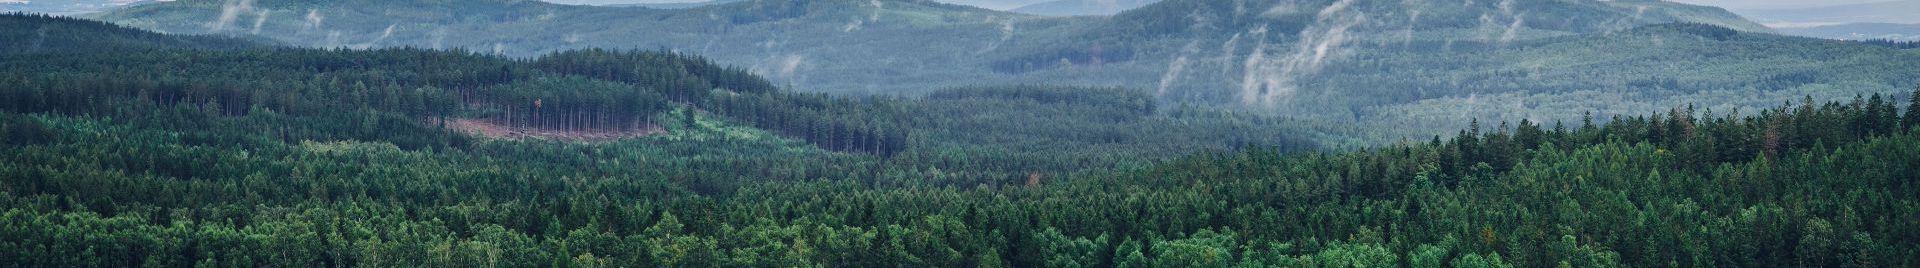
<box><xmin>8</xmin><ymin>13</ymin><xmax>1920</xmax><ymax>267</ymax></box>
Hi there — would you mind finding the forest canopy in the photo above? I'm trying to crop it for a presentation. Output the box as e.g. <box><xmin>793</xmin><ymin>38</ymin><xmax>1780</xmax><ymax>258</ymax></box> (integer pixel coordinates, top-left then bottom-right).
<box><xmin>3</xmin><ymin>10</ymin><xmax>1920</xmax><ymax>268</ymax></box>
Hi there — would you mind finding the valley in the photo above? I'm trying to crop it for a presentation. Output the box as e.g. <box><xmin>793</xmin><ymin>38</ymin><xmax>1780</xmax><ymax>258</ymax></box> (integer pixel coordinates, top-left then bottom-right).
<box><xmin>2</xmin><ymin>0</ymin><xmax>1919</xmax><ymax>266</ymax></box>
<box><xmin>87</xmin><ymin>0</ymin><xmax>1917</xmax><ymax>140</ymax></box>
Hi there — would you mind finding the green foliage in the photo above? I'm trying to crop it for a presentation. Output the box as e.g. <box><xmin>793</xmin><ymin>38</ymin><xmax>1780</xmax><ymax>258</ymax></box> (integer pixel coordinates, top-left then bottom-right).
<box><xmin>1035</xmin><ymin>228</ymin><xmax>1107</xmax><ymax>268</ymax></box>
<box><xmin>86</xmin><ymin>0</ymin><xmax>1912</xmax><ymax>140</ymax></box>
<box><xmin>5</xmin><ymin>10</ymin><xmax>1920</xmax><ymax>268</ymax></box>
<box><xmin>1151</xmin><ymin>229</ymin><xmax>1237</xmax><ymax>268</ymax></box>
<box><xmin>0</xmin><ymin>114</ymin><xmax>54</xmax><ymax>146</ymax></box>
<box><xmin>927</xmin><ymin>85</ymin><xmax>1156</xmax><ymax>115</ymax></box>
<box><xmin>1906</xmin><ymin>85</ymin><xmax>1920</xmax><ymax>130</ymax></box>
<box><xmin>0</xmin><ymin>13</ymin><xmax>257</xmax><ymax>54</ymax></box>
<box><xmin>1453</xmin><ymin>253</ymin><xmax>1517</xmax><ymax>268</ymax></box>
<box><xmin>467</xmin><ymin>76</ymin><xmax>672</xmax><ymax>132</ymax></box>
<box><xmin>1303</xmin><ymin>242</ymin><xmax>1399</xmax><ymax>268</ymax></box>
<box><xmin>1407</xmin><ymin>240</ymin><xmax>1454</xmax><ymax>268</ymax></box>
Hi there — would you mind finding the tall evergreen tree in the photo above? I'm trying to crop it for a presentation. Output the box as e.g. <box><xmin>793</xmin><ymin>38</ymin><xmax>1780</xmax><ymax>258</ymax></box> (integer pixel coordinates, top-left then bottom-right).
<box><xmin>1906</xmin><ymin>86</ymin><xmax>1920</xmax><ymax>131</ymax></box>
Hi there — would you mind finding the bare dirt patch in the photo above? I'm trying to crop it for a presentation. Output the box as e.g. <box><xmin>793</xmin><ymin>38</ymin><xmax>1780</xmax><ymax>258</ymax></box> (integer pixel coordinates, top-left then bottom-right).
<box><xmin>446</xmin><ymin>119</ymin><xmax>663</xmax><ymax>142</ymax></box>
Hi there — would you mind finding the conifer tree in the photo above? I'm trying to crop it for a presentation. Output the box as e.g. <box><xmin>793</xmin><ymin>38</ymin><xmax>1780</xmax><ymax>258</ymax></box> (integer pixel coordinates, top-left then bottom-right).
<box><xmin>1905</xmin><ymin>86</ymin><xmax>1920</xmax><ymax>131</ymax></box>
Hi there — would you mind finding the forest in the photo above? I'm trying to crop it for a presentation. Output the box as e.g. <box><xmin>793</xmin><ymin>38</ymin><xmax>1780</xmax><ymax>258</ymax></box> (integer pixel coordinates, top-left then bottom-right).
<box><xmin>85</xmin><ymin>0</ymin><xmax>1920</xmax><ymax>142</ymax></box>
<box><xmin>50</xmin><ymin>1</ymin><xmax>1779</xmax><ymax>82</ymax></box>
<box><xmin>4</xmin><ymin>12</ymin><xmax>1920</xmax><ymax>267</ymax></box>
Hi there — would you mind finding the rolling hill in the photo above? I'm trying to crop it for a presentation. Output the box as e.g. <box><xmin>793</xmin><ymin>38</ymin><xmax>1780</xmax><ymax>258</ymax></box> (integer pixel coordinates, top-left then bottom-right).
<box><xmin>1735</xmin><ymin>0</ymin><xmax>1920</xmax><ymax>27</ymax></box>
<box><xmin>933</xmin><ymin>0</ymin><xmax>1050</xmax><ymax>10</ymax></box>
<box><xmin>96</xmin><ymin>0</ymin><xmax>1045</xmax><ymax>95</ymax></box>
<box><xmin>607</xmin><ymin>0</ymin><xmax>746</xmax><ymax>9</ymax></box>
<box><xmin>0</xmin><ymin>13</ymin><xmax>260</xmax><ymax>53</ymax></box>
<box><xmin>1009</xmin><ymin>0</ymin><xmax>1159</xmax><ymax>16</ymax></box>
<box><xmin>1779</xmin><ymin>22</ymin><xmax>1920</xmax><ymax>41</ymax></box>
<box><xmin>9</xmin><ymin>8</ymin><xmax>1920</xmax><ymax>268</ymax></box>
<box><xmin>0</xmin><ymin>12</ymin><xmax>1343</xmax><ymax>181</ymax></box>
<box><xmin>0</xmin><ymin>0</ymin><xmax>164</xmax><ymax>15</ymax></box>
<box><xmin>89</xmin><ymin>0</ymin><xmax>1917</xmax><ymax>140</ymax></box>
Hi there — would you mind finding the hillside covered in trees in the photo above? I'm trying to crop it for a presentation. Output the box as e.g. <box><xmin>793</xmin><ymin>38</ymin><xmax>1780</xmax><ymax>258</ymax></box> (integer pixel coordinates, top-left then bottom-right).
<box><xmin>4</xmin><ymin>12</ymin><xmax>1920</xmax><ymax>267</ymax></box>
<box><xmin>0</xmin><ymin>12</ymin><xmax>1346</xmax><ymax>180</ymax></box>
<box><xmin>85</xmin><ymin>0</ymin><xmax>1920</xmax><ymax>141</ymax></box>
<box><xmin>1007</xmin><ymin>0</ymin><xmax>1160</xmax><ymax>16</ymax></box>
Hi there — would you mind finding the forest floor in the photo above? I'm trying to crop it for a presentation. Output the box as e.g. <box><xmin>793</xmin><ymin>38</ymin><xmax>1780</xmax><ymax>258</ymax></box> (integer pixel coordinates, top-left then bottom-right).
<box><xmin>446</xmin><ymin>119</ymin><xmax>664</xmax><ymax>142</ymax></box>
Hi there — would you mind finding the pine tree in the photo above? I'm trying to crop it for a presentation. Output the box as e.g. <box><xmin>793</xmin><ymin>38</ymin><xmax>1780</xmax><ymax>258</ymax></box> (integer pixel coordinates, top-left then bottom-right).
<box><xmin>1862</xmin><ymin>94</ymin><xmax>1888</xmax><ymax>136</ymax></box>
<box><xmin>1515</xmin><ymin>119</ymin><xmax>1544</xmax><ymax>150</ymax></box>
<box><xmin>1905</xmin><ymin>86</ymin><xmax>1920</xmax><ymax>131</ymax></box>
<box><xmin>1872</xmin><ymin>94</ymin><xmax>1899</xmax><ymax>136</ymax></box>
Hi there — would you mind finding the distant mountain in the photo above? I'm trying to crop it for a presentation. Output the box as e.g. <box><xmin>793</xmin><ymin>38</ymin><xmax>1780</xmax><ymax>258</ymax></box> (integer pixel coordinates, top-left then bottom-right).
<box><xmin>94</xmin><ymin>0</ymin><xmax>1041</xmax><ymax>95</ymax></box>
<box><xmin>609</xmin><ymin>0</ymin><xmax>745</xmax><ymax>9</ymax></box>
<box><xmin>1010</xmin><ymin>0</ymin><xmax>1158</xmax><ymax>16</ymax></box>
<box><xmin>0</xmin><ymin>13</ymin><xmax>259</xmax><ymax>53</ymax></box>
<box><xmin>1736</xmin><ymin>0</ymin><xmax>1920</xmax><ymax>27</ymax></box>
<box><xmin>932</xmin><ymin>0</ymin><xmax>1049</xmax><ymax>10</ymax></box>
<box><xmin>1087</xmin><ymin>0</ymin><xmax>1770</xmax><ymax>38</ymax></box>
<box><xmin>0</xmin><ymin>12</ymin><xmax>913</xmax><ymax>155</ymax></box>
<box><xmin>91</xmin><ymin>0</ymin><xmax>1913</xmax><ymax>139</ymax></box>
<box><xmin>0</xmin><ymin>11</ymin><xmax>1332</xmax><ymax>172</ymax></box>
<box><xmin>0</xmin><ymin>0</ymin><xmax>162</xmax><ymax>15</ymax></box>
<box><xmin>1778</xmin><ymin>22</ymin><xmax>1920</xmax><ymax>41</ymax></box>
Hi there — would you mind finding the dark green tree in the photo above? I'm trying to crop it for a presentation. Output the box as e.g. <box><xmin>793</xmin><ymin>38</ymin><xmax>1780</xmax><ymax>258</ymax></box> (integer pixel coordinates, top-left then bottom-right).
<box><xmin>1905</xmin><ymin>85</ymin><xmax>1920</xmax><ymax>131</ymax></box>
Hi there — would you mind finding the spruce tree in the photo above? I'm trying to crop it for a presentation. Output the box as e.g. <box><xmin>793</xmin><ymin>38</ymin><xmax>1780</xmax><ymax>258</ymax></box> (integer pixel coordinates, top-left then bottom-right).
<box><xmin>1865</xmin><ymin>94</ymin><xmax>1889</xmax><ymax>136</ymax></box>
<box><xmin>1906</xmin><ymin>86</ymin><xmax>1920</xmax><ymax>131</ymax></box>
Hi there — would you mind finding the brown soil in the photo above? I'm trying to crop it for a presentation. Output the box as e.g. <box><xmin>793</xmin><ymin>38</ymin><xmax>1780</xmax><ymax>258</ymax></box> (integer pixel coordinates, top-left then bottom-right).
<box><xmin>446</xmin><ymin>119</ymin><xmax>664</xmax><ymax>142</ymax></box>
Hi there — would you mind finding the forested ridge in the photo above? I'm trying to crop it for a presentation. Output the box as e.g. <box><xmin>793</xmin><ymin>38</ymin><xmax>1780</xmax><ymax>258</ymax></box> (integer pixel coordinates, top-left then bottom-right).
<box><xmin>8</xmin><ymin>76</ymin><xmax>1920</xmax><ymax>266</ymax></box>
<box><xmin>84</xmin><ymin>0</ymin><xmax>1920</xmax><ymax>144</ymax></box>
<box><xmin>90</xmin><ymin>0</ymin><xmax>1895</xmax><ymax>129</ymax></box>
<box><xmin>6</xmin><ymin>12</ymin><xmax>1920</xmax><ymax>268</ymax></box>
<box><xmin>0</xmin><ymin>14</ymin><xmax>261</xmax><ymax>53</ymax></box>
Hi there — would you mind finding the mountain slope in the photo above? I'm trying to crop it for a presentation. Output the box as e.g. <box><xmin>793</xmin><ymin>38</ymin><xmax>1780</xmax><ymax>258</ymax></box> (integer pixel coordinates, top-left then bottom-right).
<box><xmin>96</xmin><ymin>0</ymin><xmax>1047</xmax><ymax>95</ymax></box>
<box><xmin>92</xmin><ymin>0</ymin><xmax>1774</xmax><ymax>94</ymax></box>
<box><xmin>90</xmin><ymin>0</ymin><xmax>1915</xmax><ymax>141</ymax></box>
<box><xmin>1368</xmin><ymin>23</ymin><xmax>1920</xmax><ymax>132</ymax></box>
<box><xmin>1780</xmin><ymin>22</ymin><xmax>1920</xmax><ymax>41</ymax></box>
<box><xmin>0</xmin><ymin>0</ymin><xmax>164</xmax><ymax>15</ymax></box>
<box><xmin>3</xmin><ymin>12</ymin><xmax>902</xmax><ymax>154</ymax></box>
<box><xmin>1736</xmin><ymin>0</ymin><xmax>1920</xmax><ymax>26</ymax></box>
<box><xmin>1</xmin><ymin>12</ymin><xmax>1339</xmax><ymax>177</ymax></box>
<box><xmin>933</xmin><ymin>0</ymin><xmax>1050</xmax><ymax>10</ymax></box>
<box><xmin>609</xmin><ymin>0</ymin><xmax>747</xmax><ymax>9</ymax></box>
<box><xmin>1010</xmin><ymin>0</ymin><xmax>1159</xmax><ymax>16</ymax></box>
<box><xmin>0</xmin><ymin>13</ymin><xmax>259</xmax><ymax>53</ymax></box>
<box><xmin>8</xmin><ymin>12</ymin><xmax>1920</xmax><ymax>268</ymax></box>
<box><xmin>1087</xmin><ymin>0</ymin><xmax>1769</xmax><ymax>40</ymax></box>
<box><xmin>1105</xmin><ymin>94</ymin><xmax>1920</xmax><ymax>267</ymax></box>
<box><xmin>10</xmin><ymin>18</ymin><xmax>1920</xmax><ymax>264</ymax></box>
<box><xmin>985</xmin><ymin>1</ymin><xmax>1904</xmax><ymax>134</ymax></box>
